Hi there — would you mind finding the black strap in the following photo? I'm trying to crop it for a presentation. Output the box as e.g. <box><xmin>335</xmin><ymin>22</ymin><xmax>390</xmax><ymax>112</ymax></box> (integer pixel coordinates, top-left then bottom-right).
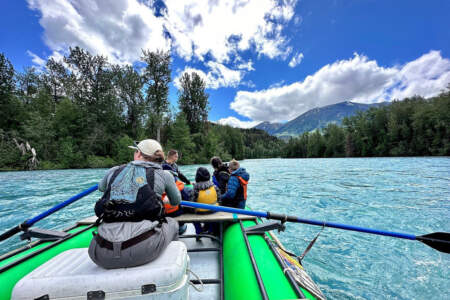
<box><xmin>94</xmin><ymin>229</ymin><xmax>156</xmax><ymax>250</ymax></box>
<box><xmin>145</xmin><ymin>167</ymin><xmax>155</xmax><ymax>189</ymax></box>
<box><xmin>107</xmin><ymin>164</ymin><xmax>127</xmax><ymax>191</ymax></box>
<box><xmin>298</xmin><ymin>225</ymin><xmax>325</xmax><ymax>263</ymax></box>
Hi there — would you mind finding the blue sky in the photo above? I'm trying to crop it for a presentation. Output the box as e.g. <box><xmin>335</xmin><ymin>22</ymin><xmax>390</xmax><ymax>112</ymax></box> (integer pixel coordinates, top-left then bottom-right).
<box><xmin>1</xmin><ymin>0</ymin><xmax>449</xmax><ymax>127</ymax></box>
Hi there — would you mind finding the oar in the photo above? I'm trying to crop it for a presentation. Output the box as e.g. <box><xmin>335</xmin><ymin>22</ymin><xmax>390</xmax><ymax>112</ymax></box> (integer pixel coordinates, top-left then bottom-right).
<box><xmin>0</xmin><ymin>185</ymin><xmax>98</xmax><ymax>242</ymax></box>
<box><xmin>180</xmin><ymin>201</ymin><xmax>450</xmax><ymax>254</ymax></box>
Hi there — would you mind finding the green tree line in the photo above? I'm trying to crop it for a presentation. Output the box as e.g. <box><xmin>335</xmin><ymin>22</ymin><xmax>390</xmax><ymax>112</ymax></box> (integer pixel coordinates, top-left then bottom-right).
<box><xmin>283</xmin><ymin>91</ymin><xmax>450</xmax><ymax>158</ymax></box>
<box><xmin>0</xmin><ymin>48</ymin><xmax>282</xmax><ymax>170</ymax></box>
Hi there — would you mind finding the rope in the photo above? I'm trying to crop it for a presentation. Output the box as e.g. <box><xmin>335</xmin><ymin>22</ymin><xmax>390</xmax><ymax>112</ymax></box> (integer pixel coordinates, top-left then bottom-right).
<box><xmin>187</xmin><ymin>269</ymin><xmax>204</xmax><ymax>292</ymax></box>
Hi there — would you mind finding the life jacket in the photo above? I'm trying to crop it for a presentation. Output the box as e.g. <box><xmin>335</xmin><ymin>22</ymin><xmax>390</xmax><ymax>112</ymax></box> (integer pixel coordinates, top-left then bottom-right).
<box><xmin>231</xmin><ymin>175</ymin><xmax>248</xmax><ymax>206</ymax></box>
<box><xmin>95</xmin><ymin>164</ymin><xmax>164</xmax><ymax>223</ymax></box>
<box><xmin>196</xmin><ymin>185</ymin><xmax>218</xmax><ymax>213</ymax></box>
<box><xmin>237</xmin><ymin>176</ymin><xmax>248</xmax><ymax>200</ymax></box>
<box><xmin>163</xmin><ymin>180</ymin><xmax>184</xmax><ymax>214</ymax></box>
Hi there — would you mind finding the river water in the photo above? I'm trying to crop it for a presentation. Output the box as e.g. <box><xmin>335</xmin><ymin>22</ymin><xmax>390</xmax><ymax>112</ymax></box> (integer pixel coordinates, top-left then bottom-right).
<box><xmin>0</xmin><ymin>157</ymin><xmax>449</xmax><ymax>299</ymax></box>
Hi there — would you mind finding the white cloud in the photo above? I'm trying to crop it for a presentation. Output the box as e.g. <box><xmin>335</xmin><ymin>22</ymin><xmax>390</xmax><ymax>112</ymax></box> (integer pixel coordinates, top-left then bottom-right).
<box><xmin>237</xmin><ymin>60</ymin><xmax>255</xmax><ymax>71</ymax></box>
<box><xmin>27</xmin><ymin>0</ymin><xmax>170</xmax><ymax>64</ymax></box>
<box><xmin>230</xmin><ymin>51</ymin><xmax>450</xmax><ymax>122</ymax></box>
<box><xmin>28</xmin><ymin>0</ymin><xmax>297</xmax><ymax>69</ymax></box>
<box><xmin>174</xmin><ymin>62</ymin><xmax>244</xmax><ymax>90</ymax></box>
<box><xmin>389</xmin><ymin>50</ymin><xmax>450</xmax><ymax>100</ymax></box>
<box><xmin>288</xmin><ymin>52</ymin><xmax>304</xmax><ymax>68</ymax></box>
<box><xmin>26</xmin><ymin>50</ymin><xmax>46</xmax><ymax>67</ymax></box>
<box><xmin>164</xmin><ymin>0</ymin><xmax>297</xmax><ymax>62</ymax></box>
<box><xmin>217</xmin><ymin>116</ymin><xmax>260</xmax><ymax>128</ymax></box>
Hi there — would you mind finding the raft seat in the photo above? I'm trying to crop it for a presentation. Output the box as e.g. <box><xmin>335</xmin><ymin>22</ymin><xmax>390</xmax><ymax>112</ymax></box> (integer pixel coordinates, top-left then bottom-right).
<box><xmin>11</xmin><ymin>241</ymin><xmax>189</xmax><ymax>300</ymax></box>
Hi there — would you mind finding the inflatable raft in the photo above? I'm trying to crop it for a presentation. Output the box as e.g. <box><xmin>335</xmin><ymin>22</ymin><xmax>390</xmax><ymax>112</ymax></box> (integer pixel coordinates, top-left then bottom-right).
<box><xmin>0</xmin><ymin>211</ymin><xmax>325</xmax><ymax>300</ymax></box>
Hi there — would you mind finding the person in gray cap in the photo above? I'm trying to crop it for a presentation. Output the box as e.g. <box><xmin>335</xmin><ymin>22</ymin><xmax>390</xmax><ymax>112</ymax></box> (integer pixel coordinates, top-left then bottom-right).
<box><xmin>89</xmin><ymin>139</ymin><xmax>181</xmax><ymax>269</ymax></box>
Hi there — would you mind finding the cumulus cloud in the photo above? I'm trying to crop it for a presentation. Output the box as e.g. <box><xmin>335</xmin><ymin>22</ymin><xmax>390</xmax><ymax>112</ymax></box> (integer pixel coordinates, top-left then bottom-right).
<box><xmin>230</xmin><ymin>51</ymin><xmax>450</xmax><ymax>122</ymax></box>
<box><xmin>389</xmin><ymin>50</ymin><xmax>450</xmax><ymax>100</ymax></box>
<box><xmin>28</xmin><ymin>0</ymin><xmax>297</xmax><ymax>79</ymax></box>
<box><xmin>288</xmin><ymin>52</ymin><xmax>304</xmax><ymax>68</ymax></box>
<box><xmin>27</xmin><ymin>0</ymin><xmax>170</xmax><ymax>65</ymax></box>
<box><xmin>164</xmin><ymin>0</ymin><xmax>296</xmax><ymax>62</ymax></box>
<box><xmin>26</xmin><ymin>50</ymin><xmax>46</xmax><ymax>67</ymax></box>
<box><xmin>174</xmin><ymin>62</ymin><xmax>244</xmax><ymax>90</ymax></box>
<box><xmin>217</xmin><ymin>116</ymin><xmax>260</xmax><ymax>128</ymax></box>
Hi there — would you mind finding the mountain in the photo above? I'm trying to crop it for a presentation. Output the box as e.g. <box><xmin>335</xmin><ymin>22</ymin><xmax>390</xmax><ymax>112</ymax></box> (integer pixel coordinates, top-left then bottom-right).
<box><xmin>253</xmin><ymin>121</ymin><xmax>283</xmax><ymax>135</ymax></box>
<box><xmin>254</xmin><ymin>101</ymin><xmax>388</xmax><ymax>137</ymax></box>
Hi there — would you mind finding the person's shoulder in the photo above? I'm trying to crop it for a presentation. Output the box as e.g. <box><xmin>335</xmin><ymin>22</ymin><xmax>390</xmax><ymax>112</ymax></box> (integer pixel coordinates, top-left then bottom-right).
<box><xmin>162</xmin><ymin>169</ymin><xmax>176</xmax><ymax>180</ymax></box>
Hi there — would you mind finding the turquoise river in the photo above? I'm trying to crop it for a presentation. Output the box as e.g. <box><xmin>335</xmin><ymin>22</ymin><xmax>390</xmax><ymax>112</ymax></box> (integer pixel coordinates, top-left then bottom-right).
<box><xmin>0</xmin><ymin>157</ymin><xmax>449</xmax><ymax>299</ymax></box>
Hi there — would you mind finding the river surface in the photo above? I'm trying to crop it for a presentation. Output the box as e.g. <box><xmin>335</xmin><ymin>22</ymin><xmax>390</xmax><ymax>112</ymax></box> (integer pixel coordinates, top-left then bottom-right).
<box><xmin>0</xmin><ymin>157</ymin><xmax>449</xmax><ymax>299</ymax></box>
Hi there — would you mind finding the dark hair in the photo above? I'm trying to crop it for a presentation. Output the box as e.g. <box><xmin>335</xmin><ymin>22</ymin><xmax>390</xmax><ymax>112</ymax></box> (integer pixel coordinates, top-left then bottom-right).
<box><xmin>210</xmin><ymin>156</ymin><xmax>223</xmax><ymax>169</ymax></box>
<box><xmin>141</xmin><ymin>150</ymin><xmax>164</xmax><ymax>163</ymax></box>
<box><xmin>167</xmin><ymin>149</ymin><xmax>178</xmax><ymax>157</ymax></box>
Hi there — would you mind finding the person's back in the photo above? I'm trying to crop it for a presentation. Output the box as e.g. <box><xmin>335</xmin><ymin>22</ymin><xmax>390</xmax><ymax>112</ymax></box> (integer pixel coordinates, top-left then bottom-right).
<box><xmin>190</xmin><ymin>167</ymin><xmax>220</xmax><ymax>213</ymax></box>
<box><xmin>89</xmin><ymin>139</ymin><xmax>181</xmax><ymax>269</ymax></box>
<box><xmin>210</xmin><ymin>156</ymin><xmax>230</xmax><ymax>195</ymax></box>
<box><xmin>221</xmin><ymin>160</ymin><xmax>249</xmax><ymax>209</ymax></box>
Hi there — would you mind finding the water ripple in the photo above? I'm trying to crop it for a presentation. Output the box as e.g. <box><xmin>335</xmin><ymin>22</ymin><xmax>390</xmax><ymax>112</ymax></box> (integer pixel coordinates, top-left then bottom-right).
<box><xmin>1</xmin><ymin>158</ymin><xmax>449</xmax><ymax>299</ymax></box>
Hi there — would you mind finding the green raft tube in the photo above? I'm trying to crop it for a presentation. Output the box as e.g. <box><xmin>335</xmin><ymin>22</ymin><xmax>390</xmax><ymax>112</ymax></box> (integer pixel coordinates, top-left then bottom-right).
<box><xmin>0</xmin><ymin>214</ymin><xmax>325</xmax><ymax>300</ymax></box>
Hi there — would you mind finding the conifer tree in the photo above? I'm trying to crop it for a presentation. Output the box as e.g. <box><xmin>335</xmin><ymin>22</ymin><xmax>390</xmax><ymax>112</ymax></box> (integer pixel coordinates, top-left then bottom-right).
<box><xmin>178</xmin><ymin>72</ymin><xmax>209</xmax><ymax>133</ymax></box>
<box><xmin>141</xmin><ymin>49</ymin><xmax>171</xmax><ymax>142</ymax></box>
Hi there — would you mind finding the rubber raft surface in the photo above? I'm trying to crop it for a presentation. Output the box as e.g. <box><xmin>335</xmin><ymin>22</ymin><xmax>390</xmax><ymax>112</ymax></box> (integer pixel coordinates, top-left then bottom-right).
<box><xmin>223</xmin><ymin>220</ymin><xmax>315</xmax><ymax>300</ymax></box>
<box><xmin>0</xmin><ymin>225</ymin><xmax>96</xmax><ymax>300</ymax></box>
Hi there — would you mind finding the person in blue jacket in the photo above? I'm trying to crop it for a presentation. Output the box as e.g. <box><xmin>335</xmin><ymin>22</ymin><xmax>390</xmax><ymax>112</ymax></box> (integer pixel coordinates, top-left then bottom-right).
<box><xmin>221</xmin><ymin>159</ymin><xmax>249</xmax><ymax>209</ymax></box>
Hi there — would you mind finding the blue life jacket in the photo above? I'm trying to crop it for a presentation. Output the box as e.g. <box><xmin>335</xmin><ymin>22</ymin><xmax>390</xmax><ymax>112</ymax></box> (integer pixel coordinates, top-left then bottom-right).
<box><xmin>95</xmin><ymin>164</ymin><xmax>164</xmax><ymax>222</ymax></box>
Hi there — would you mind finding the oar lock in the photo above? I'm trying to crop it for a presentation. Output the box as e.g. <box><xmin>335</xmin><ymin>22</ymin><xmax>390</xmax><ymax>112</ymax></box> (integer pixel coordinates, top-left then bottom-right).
<box><xmin>244</xmin><ymin>220</ymin><xmax>286</xmax><ymax>234</ymax></box>
<box><xmin>20</xmin><ymin>227</ymin><xmax>69</xmax><ymax>242</ymax></box>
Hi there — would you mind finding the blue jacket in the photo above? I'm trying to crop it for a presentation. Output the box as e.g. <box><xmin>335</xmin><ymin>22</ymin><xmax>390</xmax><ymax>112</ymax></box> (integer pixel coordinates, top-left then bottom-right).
<box><xmin>221</xmin><ymin>168</ymin><xmax>249</xmax><ymax>207</ymax></box>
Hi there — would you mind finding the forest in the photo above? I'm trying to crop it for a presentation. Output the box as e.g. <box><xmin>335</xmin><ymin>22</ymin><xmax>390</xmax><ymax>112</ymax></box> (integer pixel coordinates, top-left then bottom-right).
<box><xmin>0</xmin><ymin>48</ymin><xmax>448</xmax><ymax>171</ymax></box>
<box><xmin>0</xmin><ymin>48</ymin><xmax>282</xmax><ymax>170</ymax></box>
<box><xmin>282</xmin><ymin>91</ymin><xmax>450</xmax><ymax>158</ymax></box>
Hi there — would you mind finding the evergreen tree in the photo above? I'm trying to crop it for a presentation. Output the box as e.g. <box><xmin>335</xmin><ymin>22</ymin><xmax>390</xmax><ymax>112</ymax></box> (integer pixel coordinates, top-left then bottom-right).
<box><xmin>167</xmin><ymin>113</ymin><xmax>195</xmax><ymax>164</ymax></box>
<box><xmin>178</xmin><ymin>72</ymin><xmax>209</xmax><ymax>133</ymax></box>
<box><xmin>112</xmin><ymin>64</ymin><xmax>144</xmax><ymax>138</ymax></box>
<box><xmin>141</xmin><ymin>49</ymin><xmax>171</xmax><ymax>142</ymax></box>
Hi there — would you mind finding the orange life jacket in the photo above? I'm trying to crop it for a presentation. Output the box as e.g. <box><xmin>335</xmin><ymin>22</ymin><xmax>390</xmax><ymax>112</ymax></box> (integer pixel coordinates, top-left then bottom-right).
<box><xmin>163</xmin><ymin>180</ymin><xmax>185</xmax><ymax>214</ymax></box>
<box><xmin>237</xmin><ymin>176</ymin><xmax>248</xmax><ymax>200</ymax></box>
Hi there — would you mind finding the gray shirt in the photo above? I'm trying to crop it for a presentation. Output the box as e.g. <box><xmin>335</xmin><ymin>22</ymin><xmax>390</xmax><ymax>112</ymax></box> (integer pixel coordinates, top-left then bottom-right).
<box><xmin>99</xmin><ymin>160</ymin><xmax>181</xmax><ymax>206</ymax></box>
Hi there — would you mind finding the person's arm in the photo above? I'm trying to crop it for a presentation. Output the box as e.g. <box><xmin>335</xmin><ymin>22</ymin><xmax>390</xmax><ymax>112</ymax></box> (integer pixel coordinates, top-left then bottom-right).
<box><xmin>214</xmin><ymin>185</ymin><xmax>221</xmax><ymax>203</ymax></box>
<box><xmin>212</xmin><ymin>174</ymin><xmax>219</xmax><ymax>187</ymax></box>
<box><xmin>98</xmin><ymin>166</ymin><xmax>120</xmax><ymax>192</ymax></box>
<box><xmin>177</xmin><ymin>171</ymin><xmax>191</xmax><ymax>185</ymax></box>
<box><xmin>222</xmin><ymin>176</ymin><xmax>238</xmax><ymax>200</ymax></box>
<box><xmin>162</xmin><ymin>170</ymin><xmax>181</xmax><ymax>205</ymax></box>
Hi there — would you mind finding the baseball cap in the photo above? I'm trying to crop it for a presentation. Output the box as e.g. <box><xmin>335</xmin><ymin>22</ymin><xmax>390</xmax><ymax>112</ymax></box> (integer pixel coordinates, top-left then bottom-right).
<box><xmin>128</xmin><ymin>139</ymin><xmax>162</xmax><ymax>156</ymax></box>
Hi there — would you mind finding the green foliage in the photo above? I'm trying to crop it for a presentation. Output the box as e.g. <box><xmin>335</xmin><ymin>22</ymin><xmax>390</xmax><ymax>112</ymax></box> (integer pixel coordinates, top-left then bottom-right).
<box><xmin>283</xmin><ymin>91</ymin><xmax>450</xmax><ymax>158</ymax></box>
<box><xmin>58</xmin><ymin>137</ymin><xmax>83</xmax><ymax>169</ymax></box>
<box><xmin>0</xmin><ymin>131</ymin><xmax>24</xmax><ymax>170</ymax></box>
<box><xmin>166</xmin><ymin>113</ymin><xmax>195</xmax><ymax>164</ymax></box>
<box><xmin>141</xmin><ymin>49</ymin><xmax>171</xmax><ymax>141</ymax></box>
<box><xmin>0</xmin><ymin>49</ymin><xmax>448</xmax><ymax>171</ymax></box>
<box><xmin>178</xmin><ymin>72</ymin><xmax>209</xmax><ymax>134</ymax></box>
<box><xmin>86</xmin><ymin>155</ymin><xmax>116</xmax><ymax>168</ymax></box>
<box><xmin>113</xmin><ymin>135</ymin><xmax>135</xmax><ymax>164</ymax></box>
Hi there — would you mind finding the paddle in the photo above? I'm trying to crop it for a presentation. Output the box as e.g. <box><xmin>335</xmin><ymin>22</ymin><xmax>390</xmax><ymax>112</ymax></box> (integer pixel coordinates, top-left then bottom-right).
<box><xmin>0</xmin><ymin>185</ymin><xmax>99</xmax><ymax>242</ymax></box>
<box><xmin>180</xmin><ymin>201</ymin><xmax>450</xmax><ymax>254</ymax></box>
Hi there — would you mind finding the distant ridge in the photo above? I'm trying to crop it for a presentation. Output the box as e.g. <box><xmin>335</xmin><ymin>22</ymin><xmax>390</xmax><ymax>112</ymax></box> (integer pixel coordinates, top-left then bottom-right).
<box><xmin>254</xmin><ymin>101</ymin><xmax>388</xmax><ymax>137</ymax></box>
<box><xmin>253</xmin><ymin>121</ymin><xmax>283</xmax><ymax>135</ymax></box>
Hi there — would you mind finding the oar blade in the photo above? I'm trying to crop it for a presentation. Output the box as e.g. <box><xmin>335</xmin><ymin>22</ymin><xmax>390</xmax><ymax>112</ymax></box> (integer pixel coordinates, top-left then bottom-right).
<box><xmin>417</xmin><ymin>232</ymin><xmax>450</xmax><ymax>254</ymax></box>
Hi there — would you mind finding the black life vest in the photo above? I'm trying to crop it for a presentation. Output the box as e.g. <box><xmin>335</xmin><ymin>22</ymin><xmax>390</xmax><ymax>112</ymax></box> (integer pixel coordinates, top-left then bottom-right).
<box><xmin>95</xmin><ymin>165</ymin><xmax>164</xmax><ymax>223</ymax></box>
